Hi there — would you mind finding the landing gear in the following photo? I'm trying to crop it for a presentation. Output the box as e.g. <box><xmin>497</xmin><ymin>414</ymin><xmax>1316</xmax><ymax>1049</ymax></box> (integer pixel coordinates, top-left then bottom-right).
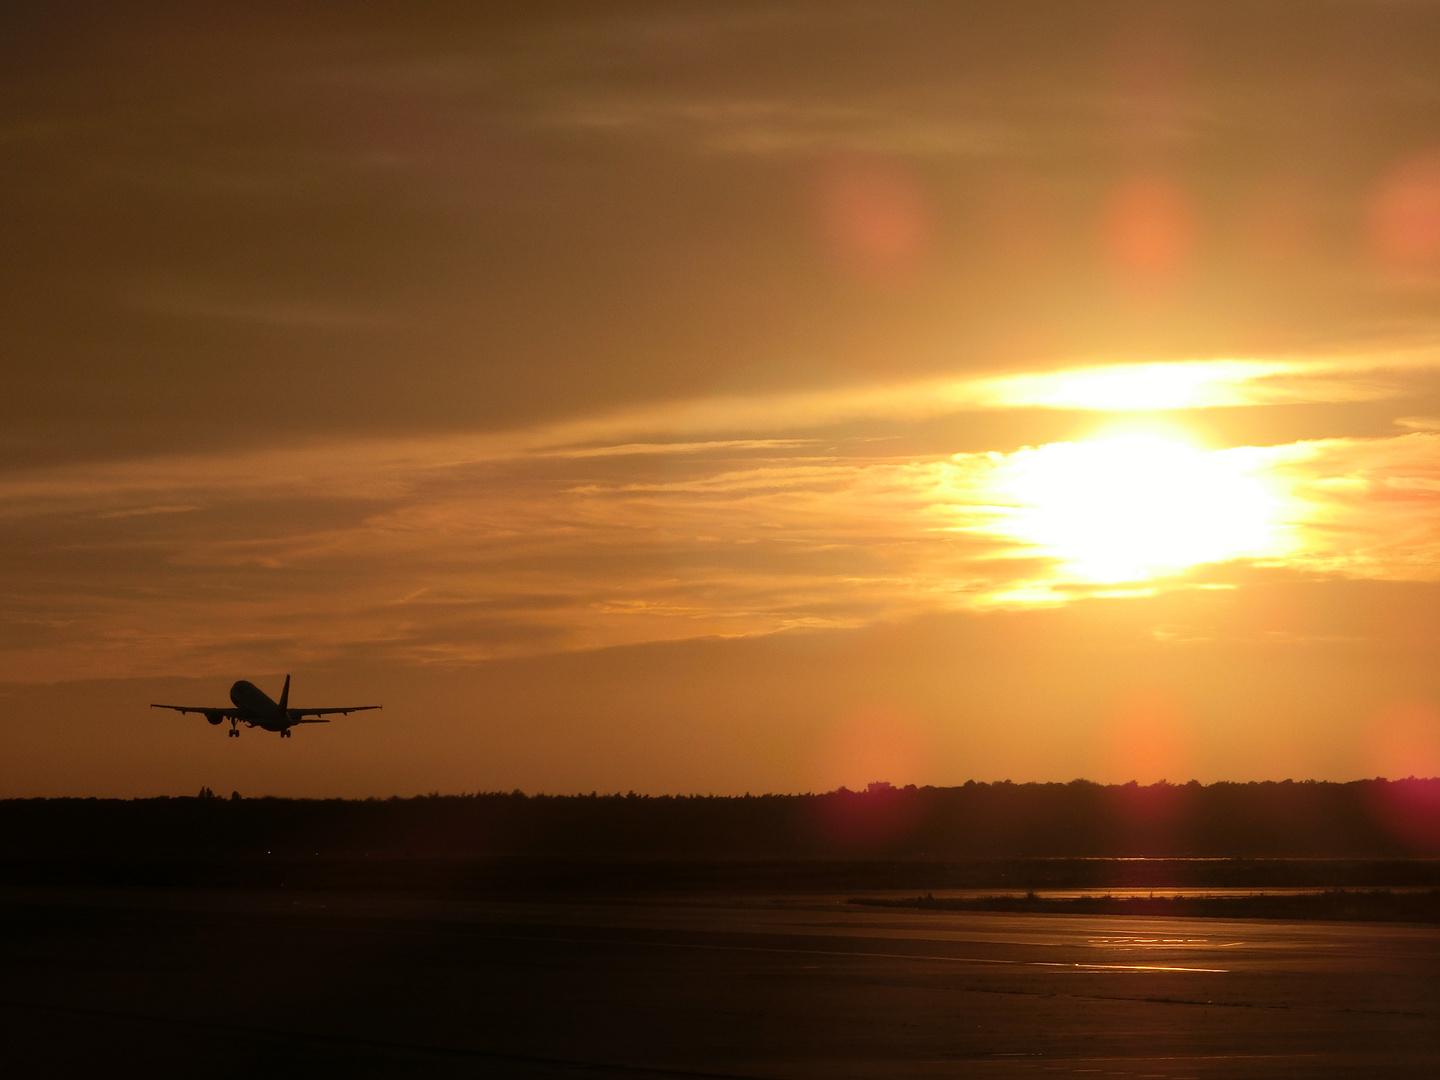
<box><xmin>280</xmin><ymin>729</ymin><xmax>291</xmax><ymax>739</ymax></box>
<box><xmin>227</xmin><ymin>729</ymin><xmax>238</xmax><ymax>738</ymax></box>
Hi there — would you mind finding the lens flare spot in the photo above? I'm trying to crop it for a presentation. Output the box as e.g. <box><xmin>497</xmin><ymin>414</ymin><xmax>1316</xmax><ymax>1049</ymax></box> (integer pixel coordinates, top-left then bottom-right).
<box><xmin>816</xmin><ymin>153</ymin><xmax>934</xmax><ymax>285</ymax></box>
<box><xmin>1101</xmin><ymin>176</ymin><xmax>1196</xmax><ymax>285</ymax></box>
<box><xmin>812</xmin><ymin>708</ymin><xmax>927</xmax><ymax>793</ymax></box>
<box><xmin>1102</xmin><ymin>690</ymin><xmax>1194</xmax><ymax>785</ymax></box>
<box><xmin>1366</xmin><ymin>150</ymin><xmax>1440</xmax><ymax>276</ymax></box>
<box><xmin>1366</xmin><ymin>703</ymin><xmax>1440</xmax><ymax>780</ymax></box>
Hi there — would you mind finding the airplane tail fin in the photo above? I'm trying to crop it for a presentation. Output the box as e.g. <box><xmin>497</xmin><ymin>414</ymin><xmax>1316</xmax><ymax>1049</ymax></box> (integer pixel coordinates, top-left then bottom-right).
<box><xmin>278</xmin><ymin>674</ymin><xmax>291</xmax><ymax>716</ymax></box>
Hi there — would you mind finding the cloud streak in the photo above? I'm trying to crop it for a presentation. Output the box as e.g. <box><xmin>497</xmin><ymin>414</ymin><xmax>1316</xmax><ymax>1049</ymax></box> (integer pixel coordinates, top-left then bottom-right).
<box><xmin>3</xmin><ymin>354</ymin><xmax>1440</xmax><ymax>683</ymax></box>
<box><xmin>2</xmin><ymin>348</ymin><xmax>1433</xmax><ymax>512</ymax></box>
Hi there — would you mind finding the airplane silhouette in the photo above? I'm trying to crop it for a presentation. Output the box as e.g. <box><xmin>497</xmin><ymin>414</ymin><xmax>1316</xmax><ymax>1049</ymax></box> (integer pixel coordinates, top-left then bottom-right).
<box><xmin>151</xmin><ymin>676</ymin><xmax>380</xmax><ymax>738</ymax></box>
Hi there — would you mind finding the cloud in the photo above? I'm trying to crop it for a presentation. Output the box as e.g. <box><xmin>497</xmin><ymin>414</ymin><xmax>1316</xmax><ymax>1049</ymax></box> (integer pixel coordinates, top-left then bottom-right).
<box><xmin>538</xmin><ymin>93</ymin><xmax>1015</xmax><ymax>159</ymax></box>
<box><xmin>4</xmin><ymin>346</ymin><xmax>1440</xmax><ymax>682</ymax></box>
<box><xmin>127</xmin><ymin>288</ymin><xmax>395</xmax><ymax>331</ymax></box>
<box><xmin>11</xmin><ymin>349</ymin><xmax>1431</xmax><ymax>516</ymax></box>
<box><xmin>1</xmin><ymin>404</ymin><xmax>1438</xmax><ymax>683</ymax></box>
<box><xmin>1272</xmin><ymin>432</ymin><xmax>1440</xmax><ymax>579</ymax></box>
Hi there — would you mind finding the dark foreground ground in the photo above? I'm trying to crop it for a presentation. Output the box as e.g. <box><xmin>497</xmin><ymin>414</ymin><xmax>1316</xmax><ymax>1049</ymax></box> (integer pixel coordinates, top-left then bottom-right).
<box><xmin>4</xmin><ymin>882</ymin><xmax>1440</xmax><ymax>1079</ymax></box>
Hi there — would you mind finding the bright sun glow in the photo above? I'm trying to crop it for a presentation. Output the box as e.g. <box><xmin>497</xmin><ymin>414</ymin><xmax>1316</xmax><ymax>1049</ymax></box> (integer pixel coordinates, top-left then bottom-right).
<box><xmin>996</xmin><ymin>433</ymin><xmax>1280</xmax><ymax>583</ymax></box>
<box><xmin>984</xmin><ymin>360</ymin><xmax>1284</xmax><ymax>411</ymax></box>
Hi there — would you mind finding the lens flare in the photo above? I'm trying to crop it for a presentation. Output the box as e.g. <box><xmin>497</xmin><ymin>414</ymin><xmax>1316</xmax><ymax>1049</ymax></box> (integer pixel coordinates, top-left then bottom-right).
<box><xmin>1100</xmin><ymin>175</ymin><xmax>1196</xmax><ymax>287</ymax></box>
<box><xmin>1366</xmin><ymin>150</ymin><xmax>1440</xmax><ymax>276</ymax></box>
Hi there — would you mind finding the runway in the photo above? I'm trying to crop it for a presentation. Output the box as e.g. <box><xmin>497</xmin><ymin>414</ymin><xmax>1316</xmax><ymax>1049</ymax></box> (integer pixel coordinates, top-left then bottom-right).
<box><xmin>3</xmin><ymin>886</ymin><xmax>1438</xmax><ymax>1077</ymax></box>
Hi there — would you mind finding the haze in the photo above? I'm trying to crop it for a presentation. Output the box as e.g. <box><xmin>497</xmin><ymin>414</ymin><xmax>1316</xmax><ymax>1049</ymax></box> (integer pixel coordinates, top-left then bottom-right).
<box><xmin>5</xmin><ymin>1</ymin><xmax>1440</xmax><ymax>796</ymax></box>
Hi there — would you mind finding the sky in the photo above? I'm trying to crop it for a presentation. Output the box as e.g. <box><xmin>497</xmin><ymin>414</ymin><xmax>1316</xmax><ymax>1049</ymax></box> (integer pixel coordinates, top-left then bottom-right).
<box><xmin>5</xmin><ymin>1</ymin><xmax>1440</xmax><ymax>796</ymax></box>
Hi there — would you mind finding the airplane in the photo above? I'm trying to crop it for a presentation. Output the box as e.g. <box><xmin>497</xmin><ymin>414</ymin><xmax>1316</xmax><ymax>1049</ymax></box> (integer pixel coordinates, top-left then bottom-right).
<box><xmin>151</xmin><ymin>675</ymin><xmax>380</xmax><ymax>738</ymax></box>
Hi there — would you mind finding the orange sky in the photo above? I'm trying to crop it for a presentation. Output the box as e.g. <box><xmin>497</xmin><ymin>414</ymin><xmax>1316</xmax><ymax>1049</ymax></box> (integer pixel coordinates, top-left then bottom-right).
<box><xmin>4</xmin><ymin>2</ymin><xmax>1440</xmax><ymax>796</ymax></box>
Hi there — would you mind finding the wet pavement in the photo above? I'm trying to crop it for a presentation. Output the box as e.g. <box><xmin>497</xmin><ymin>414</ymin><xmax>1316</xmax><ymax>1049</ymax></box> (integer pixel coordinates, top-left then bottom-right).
<box><xmin>3</xmin><ymin>886</ymin><xmax>1438</xmax><ymax>1077</ymax></box>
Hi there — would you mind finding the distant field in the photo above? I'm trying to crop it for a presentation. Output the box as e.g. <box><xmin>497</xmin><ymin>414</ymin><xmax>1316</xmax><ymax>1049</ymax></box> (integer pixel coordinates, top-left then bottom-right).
<box><xmin>4</xmin><ymin>854</ymin><xmax>1440</xmax><ymax>897</ymax></box>
<box><xmin>6</xmin><ymin>783</ymin><xmax>1440</xmax><ymax>914</ymax></box>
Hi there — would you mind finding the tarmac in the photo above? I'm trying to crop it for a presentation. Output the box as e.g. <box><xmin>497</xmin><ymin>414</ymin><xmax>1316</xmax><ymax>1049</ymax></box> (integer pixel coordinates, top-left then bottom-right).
<box><xmin>3</xmin><ymin>885</ymin><xmax>1438</xmax><ymax>1077</ymax></box>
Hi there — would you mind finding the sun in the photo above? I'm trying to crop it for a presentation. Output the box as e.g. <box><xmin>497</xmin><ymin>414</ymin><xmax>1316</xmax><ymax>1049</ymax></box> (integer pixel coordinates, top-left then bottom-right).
<box><xmin>996</xmin><ymin>432</ymin><xmax>1280</xmax><ymax>583</ymax></box>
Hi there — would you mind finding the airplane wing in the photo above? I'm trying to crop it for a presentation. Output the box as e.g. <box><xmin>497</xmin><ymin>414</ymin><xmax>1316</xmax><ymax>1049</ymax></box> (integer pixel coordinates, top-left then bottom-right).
<box><xmin>288</xmin><ymin>706</ymin><xmax>382</xmax><ymax>718</ymax></box>
<box><xmin>151</xmin><ymin>704</ymin><xmax>238</xmax><ymax>721</ymax></box>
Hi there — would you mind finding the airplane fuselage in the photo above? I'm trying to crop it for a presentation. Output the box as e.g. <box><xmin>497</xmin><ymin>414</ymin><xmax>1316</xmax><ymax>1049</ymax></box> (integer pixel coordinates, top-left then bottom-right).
<box><xmin>230</xmin><ymin>680</ymin><xmax>290</xmax><ymax>731</ymax></box>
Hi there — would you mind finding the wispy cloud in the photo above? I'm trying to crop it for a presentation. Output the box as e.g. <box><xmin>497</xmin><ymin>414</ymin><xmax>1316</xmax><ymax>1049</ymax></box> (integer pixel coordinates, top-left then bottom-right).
<box><xmin>3</xmin><ymin>354</ymin><xmax>1440</xmax><ymax>682</ymax></box>
<box><xmin>127</xmin><ymin>288</ymin><xmax>395</xmax><ymax>331</ymax></box>
<box><xmin>538</xmin><ymin>93</ymin><xmax>1015</xmax><ymax>158</ymax></box>
<box><xmin>13</xmin><ymin>352</ymin><xmax>1428</xmax><ymax>515</ymax></box>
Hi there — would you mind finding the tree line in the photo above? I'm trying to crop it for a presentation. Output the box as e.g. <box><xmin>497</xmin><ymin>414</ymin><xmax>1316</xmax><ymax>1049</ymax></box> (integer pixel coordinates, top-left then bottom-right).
<box><xmin>3</xmin><ymin>778</ymin><xmax>1438</xmax><ymax>859</ymax></box>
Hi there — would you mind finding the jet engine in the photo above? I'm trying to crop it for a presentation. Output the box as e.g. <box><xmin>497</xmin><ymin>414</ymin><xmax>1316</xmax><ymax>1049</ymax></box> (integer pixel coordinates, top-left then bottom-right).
<box><xmin>206</xmin><ymin>712</ymin><xmax>224</xmax><ymax>726</ymax></box>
